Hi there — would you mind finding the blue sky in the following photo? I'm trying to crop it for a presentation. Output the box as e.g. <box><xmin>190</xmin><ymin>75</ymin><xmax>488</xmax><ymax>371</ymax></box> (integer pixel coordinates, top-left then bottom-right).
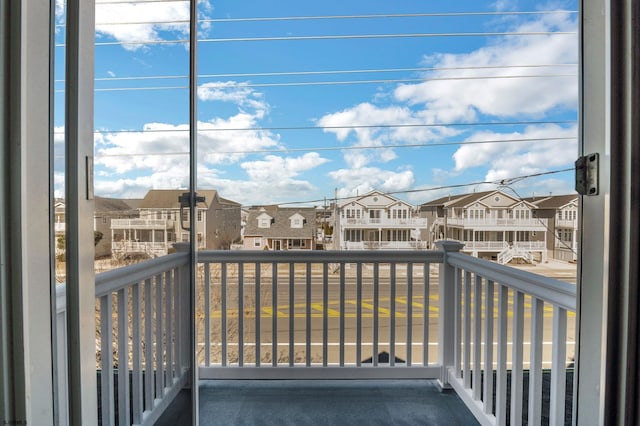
<box><xmin>55</xmin><ymin>0</ymin><xmax>579</xmax><ymax>206</ymax></box>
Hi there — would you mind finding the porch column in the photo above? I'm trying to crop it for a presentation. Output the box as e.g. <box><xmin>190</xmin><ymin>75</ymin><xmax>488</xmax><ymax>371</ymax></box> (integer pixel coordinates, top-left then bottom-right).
<box><xmin>435</xmin><ymin>240</ymin><xmax>464</xmax><ymax>389</ymax></box>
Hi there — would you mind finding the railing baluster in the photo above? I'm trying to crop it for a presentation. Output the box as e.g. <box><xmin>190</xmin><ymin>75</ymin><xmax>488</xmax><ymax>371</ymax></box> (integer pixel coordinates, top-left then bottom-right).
<box><xmin>117</xmin><ymin>288</ymin><xmax>130</xmax><ymax>426</ymax></box>
<box><xmin>390</xmin><ymin>262</ymin><xmax>396</xmax><ymax>366</ymax></box>
<box><xmin>132</xmin><ymin>282</ymin><xmax>143</xmax><ymax>424</ymax></box>
<box><xmin>323</xmin><ymin>262</ymin><xmax>329</xmax><ymax>367</ymax></box>
<box><xmin>483</xmin><ymin>279</ymin><xmax>494</xmax><ymax>416</ymax></box>
<box><xmin>144</xmin><ymin>278</ymin><xmax>154</xmax><ymax>412</ymax></box>
<box><xmin>221</xmin><ymin>262</ymin><xmax>228</xmax><ymax>367</ymax></box>
<box><xmin>356</xmin><ymin>262</ymin><xmax>362</xmax><ymax>367</ymax></box>
<box><xmin>204</xmin><ymin>262</ymin><xmax>210</xmax><ymax>366</ymax></box>
<box><xmin>339</xmin><ymin>262</ymin><xmax>345</xmax><ymax>367</ymax></box>
<box><xmin>423</xmin><ymin>262</ymin><xmax>429</xmax><ymax>366</ymax></box>
<box><xmin>255</xmin><ymin>263</ymin><xmax>261</xmax><ymax>366</ymax></box>
<box><xmin>306</xmin><ymin>263</ymin><xmax>312</xmax><ymax>366</ymax></box>
<box><xmin>373</xmin><ymin>262</ymin><xmax>379</xmax><ymax>367</ymax></box>
<box><xmin>511</xmin><ymin>290</ymin><xmax>525</xmax><ymax>425</ymax></box>
<box><xmin>174</xmin><ymin>265</ymin><xmax>182</xmax><ymax>377</ymax></box>
<box><xmin>496</xmin><ymin>284</ymin><xmax>508</xmax><ymax>425</ymax></box>
<box><xmin>529</xmin><ymin>297</ymin><xmax>544</xmax><ymax>425</ymax></box>
<box><xmin>406</xmin><ymin>262</ymin><xmax>413</xmax><ymax>366</ymax></box>
<box><xmin>272</xmin><ymin>262</ymin><xmax>278</xmax><ymax>367</ymax></box>
<box><xmin>165</xmin><ymin>270</ymin><xmax>173</xmax><ymax>384</ymax></box>
<box><xmin>473</xmin><ymin>274</ymin><xmax>482</xmax><ymax>400</ymax></box>
<box><xmin>463</xmin><ymin>270</ymin><xmax>472</xmax><ymax>388</ymax></box>
<box><xmin>550</xmin><ymin>306</ymin><xmax>568</xmax><ymax>426</ymax></box>
<box><xmin>454</xmin><ymin>267</ymin><xmax>462</xmax><ymax>378</ymax></box>
<box><xmin>100</xmin><ymin>294</ymin><xmax>114</xmax><ymax>426</ymax></box>
<box><xmin>155</xmin><ymin>274</ymin><xmax>164</xmax><ymax>397</ymax></box>
<box><xmin>289</xmin><ymin>263</ymin><xmax>294</xmax><ymax>367</ymax></box>
<box><xmin>238</xmin><ymin>263</ymin><xmax>244</xmax><ymax>367</ymax></box>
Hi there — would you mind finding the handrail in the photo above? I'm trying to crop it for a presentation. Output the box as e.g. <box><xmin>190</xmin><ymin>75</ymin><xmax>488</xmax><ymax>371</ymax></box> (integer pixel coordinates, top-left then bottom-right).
<box><xmin>197</xmin><ymin>249</ymin><xmax>443</xmax><ymax>264</ymax></box>
<box><xmin>447</xmin><ymin>252</ymin><xmax>575</xmax><ymax>310</ymax></box>
<box><xmin>94</xmin><ymin>252</ymin><xmax>189</xmax><ymax>297</ymax></box>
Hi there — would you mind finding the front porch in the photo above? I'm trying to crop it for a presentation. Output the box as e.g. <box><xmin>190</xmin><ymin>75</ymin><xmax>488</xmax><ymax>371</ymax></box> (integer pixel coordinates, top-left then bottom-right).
<box><xmin>55</xmin><ymin>241</ymin><xmax>576</xmax><ymax>425</ymax></box>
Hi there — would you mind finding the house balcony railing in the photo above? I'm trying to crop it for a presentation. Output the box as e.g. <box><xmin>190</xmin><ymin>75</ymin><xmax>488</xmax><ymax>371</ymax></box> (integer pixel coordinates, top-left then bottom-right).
<box><xmin>112</xmin><ymin>241</ymin><xmax>169</xmax><ymax>257</ymax></box>
<box><xmin>343</xmin><ymin>240</ymin><xmax>429</xmax><ymax>250</ymax></box>
<box><xmin>556</xmin><ymin>218</ymin><xmax>578</xmax><ymax>229</ymax></box>
<box><xmin>340</xmin><ymin>217</ymin><xmax>429</xmax><ymax>227</ymax></box>
<box><xmin>437</xmin><ymin>217</ymin><xmax>548</xmax><ymax>229</ymax></box>
<box><xmin>111</xmin><ymin>218</ymin><xmax>175</xmax><ymax>230</ymax></box>
<box><xmin>55</xmin><ymin>241</ymin><xmax>576</xmax><ymax>425</ymax></box>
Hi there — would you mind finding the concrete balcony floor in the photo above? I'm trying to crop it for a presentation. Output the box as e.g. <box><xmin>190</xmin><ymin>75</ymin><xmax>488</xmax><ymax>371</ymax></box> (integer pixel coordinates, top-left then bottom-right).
<box><xmin>159</xmin><ymin>380</ymin><xmax>479</xmax><ymax>425</ymax></box>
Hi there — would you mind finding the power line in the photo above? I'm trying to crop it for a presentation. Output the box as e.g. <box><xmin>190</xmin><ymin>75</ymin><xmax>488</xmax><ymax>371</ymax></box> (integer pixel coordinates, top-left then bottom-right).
<box><xmin>90</xmin><ymin>136</ymin><xmax>576</xmax><ymax>159</ymax></box>
<box><xmin>83</xmin><ymin>73</ymin><xmax>576</xmax><ymax>93</ymax></box>
<box><xmin>54</xmin><ymin>120</ymin><xmax>576</xmax><ymax>136</ymax></box>
<box><xmin>58</xmin><ymin>10</ymin><xmax>578</xmax><ymax>28</ymax></box>
<box><xmin>277</xmin><ymin>168</ymin><xmax>575</xmax><ymax>206</ymax></box>
<box><xmin>56</xmin><ymin>30</ymin><xmax>577</xmax><ymax>48</ymax></box>
<box><xmin>57</xmin><ymin>63</ymin><xmax>575</xmax><ymax>84</ymax></box>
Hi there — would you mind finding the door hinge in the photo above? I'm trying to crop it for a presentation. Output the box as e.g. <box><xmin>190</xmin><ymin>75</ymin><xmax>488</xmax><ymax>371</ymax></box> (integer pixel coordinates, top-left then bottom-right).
<box><xmin>575</xmin><ymin>153</ymin><xmax>599</xmax><ymax>196</ymax></box>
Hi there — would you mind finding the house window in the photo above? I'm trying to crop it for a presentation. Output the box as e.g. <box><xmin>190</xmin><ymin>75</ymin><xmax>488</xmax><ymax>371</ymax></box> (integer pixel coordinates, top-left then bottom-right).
<box><xmin>197</xmin><ymin>210</ymin><xmax>203</xmax><ymax>221</ymax></box>
<box><xmin>254</xmin><ymin>238</ymin><xmax>262</xmax><ymax>247</ymax></box>
<box><xmin>301</xmin><ymin>240</ymin><xmax>306</xmax><ymax>248</ymax></box>
<box><xmin>259</xmin><ymin>219</ymin><xmax>270</xmax><ymax>228</ymax></box>
<box><xmin>181</xmin><ymin>233</ymin><xmax>189</xmax><ymax>242</ymax></box>
<box><xmin>102</xmin><ymin>217</ymin><xmax>107</xmax><ymax>224</ymax></box>
<box><xmin>182</xmin><ymin>210</ymin><xmax>189</xmax><ymax>222</ymax></box>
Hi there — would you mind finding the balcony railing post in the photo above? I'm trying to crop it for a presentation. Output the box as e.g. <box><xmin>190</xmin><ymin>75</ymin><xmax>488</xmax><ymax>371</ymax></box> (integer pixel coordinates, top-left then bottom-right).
<box><xmin>173</xmin><ymin>243</ymin><xmax>191</xmax><ymax>379</ymax></box>
<box><xmin>435</xmin><ymin>240</ymin><xmax>464</xmax><ymax>389</ymax></box>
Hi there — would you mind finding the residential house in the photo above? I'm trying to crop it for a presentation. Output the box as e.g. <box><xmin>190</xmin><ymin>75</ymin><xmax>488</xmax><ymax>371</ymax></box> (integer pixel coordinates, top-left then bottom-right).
<box><xmin>334</xmin><ymin>190</ymin><xmax>428</xmax><ymax>250</ymax></box>
<box><xmin>93</xmin><ymin>197</ymin><xmax>140</xmax><ymax>258</ymax></box>
<box><xmin>110</xmin><ymin>189</ymin><xmax>241</xmax><ymax>258</ymax></box>
<box><xmin>242</xmin><ymin>206</ymin><xmax>316</xmax><ymax>250</ymax></box>
<box><xmin>525</xmin><ymin>194</ymin><xmax>579</xmax><ymax>262</ymax></box>
<box><xmin>421</xmin><ymin>190</ymin><xmax>548</xmax><ymax>263</ymax></box>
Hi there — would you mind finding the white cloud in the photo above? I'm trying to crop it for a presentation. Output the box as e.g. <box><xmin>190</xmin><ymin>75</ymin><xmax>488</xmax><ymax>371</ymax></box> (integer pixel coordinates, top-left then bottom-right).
<box><xmin>329</xmin><ymin>167</ymin><xmax>415</xmax><ymax>199</ymax></box>
<box><xmin>317</xmin><ymin>102</ymin><xmax>458</xmax><ymax>168</ymax></box>
<box><xmin>452</xmin><ymin>123</ymin><xmax>578</xmax><ymax>181</ymax></box>
<box><xmin>198</xmin><ymin>81</ymin><xmax>268</xmax><ymax>116</ymax></box>
<box><xmin>394</xmin><ymin>13</ymin><xmax>578</xmax><ymax>121</ymax></box>
<box><xmin>94</xmin><ymin>1</ymin><xmax>213</xmax><ymax>50</ymax></box>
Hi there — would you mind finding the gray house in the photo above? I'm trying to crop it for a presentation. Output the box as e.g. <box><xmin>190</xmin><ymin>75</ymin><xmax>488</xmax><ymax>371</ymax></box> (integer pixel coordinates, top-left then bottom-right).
<box><xmin>242</xmin><ymin>206</ymin><xmax>316</xmax><ymax>250</ymax></box>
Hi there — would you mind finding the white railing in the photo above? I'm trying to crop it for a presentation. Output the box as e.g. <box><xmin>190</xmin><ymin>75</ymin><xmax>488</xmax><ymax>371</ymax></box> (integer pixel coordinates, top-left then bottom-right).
<box><xmin>556</xmin><ymin>219</ymin><xmax>578</xmax><ymax>228</ymax></box>
<box><xmin>442</xmin><ymin>246</ymin><xmax>576</xmax><ymax>425</ymax></box>
<box><xmin>56</xmin><ymin>252</ymin><xmax>191</xmax><ymax>426</ymax></box>
<box><xmin>196</xmin><ymin>250</ymin><xmax>443</xmax><ymax>379</ymax></box>
<box><xmin>341</xmin><ymin>217</ymin><xmax>428</xmax><ymax>227</ymax></box>
<box><xmin>343</xmin><ymin>241</ymin><xmax>429</xmax><ymax>250</ymax></box>
<box><xmin>112</xmin><ymin>241</ymin><xmax>169</xmax><ymax>257</ymax></box>
<box><xmin>56</xmin><ymin>242</ymin><xmax>575</xmax><ymax>425</ymax></box>
<box><xmin>111</xmin><ymin>218</ymin><xmax>174</xmax><ymax>229</ymax></box>
<box><xmin>445</xmin><ymin>217</ymin><xmax>548</xmax><ymax>228</ymax></box>
<box><xmin>513</xmin><ymin>241</ymin><xmax>546</xmax><ymax>250</ymax></box>
<box><xmin>460</xmin><ymin>241</ymin><xmax>509</xmax><ymax>251</ymax></box>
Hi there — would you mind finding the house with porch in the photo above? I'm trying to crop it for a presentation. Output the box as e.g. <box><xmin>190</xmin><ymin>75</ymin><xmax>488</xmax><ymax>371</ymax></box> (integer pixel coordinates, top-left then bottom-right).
<box><xmin>110</xmin><ymin>189</ymin><xmax>241</xmax><ymax>258</ymax></box>
<box><xmin>421</xmin><ymin>190</ymin><xmax>548</xmax><ymax>263</ymax></box>
<box><xmin>526</xmin><ymin>194</ymin><xmax>579</xmax><ymax>262</ymax></box>
<box><xmin>334</xmin><ymin>190</ymin><xmax>428</xmax><ymax>250</ymax></box>
<box><xmin>242</xmin><ymin>206</ymin><xmax>316</xmax><ymax>250</ymax></box>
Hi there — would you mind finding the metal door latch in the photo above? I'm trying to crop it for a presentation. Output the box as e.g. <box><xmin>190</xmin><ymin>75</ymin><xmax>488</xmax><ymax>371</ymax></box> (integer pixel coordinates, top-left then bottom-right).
<box><xmin>178</xmin><ymin>192</ymin><xmax>206</xmax><ymax>231</ymax></box>
<box><xmin>575</xmin><ymin>153</ymin><xmax>599</xmax><ymax>196</ymax></box>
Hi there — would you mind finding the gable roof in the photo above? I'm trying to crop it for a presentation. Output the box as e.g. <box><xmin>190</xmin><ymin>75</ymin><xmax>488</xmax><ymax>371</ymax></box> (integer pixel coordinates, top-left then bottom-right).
<box><xmin>94</xmin><ymin>197</ymin><xmax>136</xmax><ymax>212</ymax></box>
<box><xmin>244</xmin><ymin>207</ymin><xmax>316</xmax><ymax>238</ymax></box>
<box><xmin>138</xmin><ymin>189</ymin><xmax>224</xmax><ymax>209</ymax></box>
<box><xmin>337</xmin><ymin>189</ymin><xmax>413</xmax><ymax>209</ymax></box>
<box><xmin>524</xmin><ymin>194</ymin><xmax>578</xmax><ymax>209</ymax></box>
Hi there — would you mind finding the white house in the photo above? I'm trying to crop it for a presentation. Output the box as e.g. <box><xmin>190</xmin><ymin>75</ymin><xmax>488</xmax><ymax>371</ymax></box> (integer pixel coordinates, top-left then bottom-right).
<box><xmin>335</xmin><ymin>190</ymin><xmax>428</xmax><ymax>250</ymax></box>
<box><xmin>242</xmin><ymin>206</ymin><xmax>316</xmax><ymax>250</ymax></box>
<box><xmin>421</xmin><ymin>190</ymin><xmax>548</xmax><ymax>263</ymax></box>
